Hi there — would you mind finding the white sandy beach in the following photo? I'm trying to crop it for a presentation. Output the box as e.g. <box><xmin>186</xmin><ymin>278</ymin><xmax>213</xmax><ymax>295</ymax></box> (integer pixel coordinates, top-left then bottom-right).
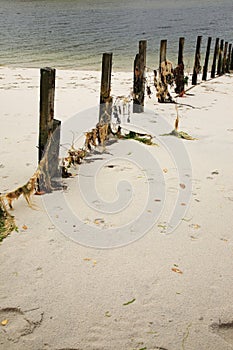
<box><xmin>1</xmin><ymin>66</ymin><xmax>233</xmax><ymax>350</ymax></box>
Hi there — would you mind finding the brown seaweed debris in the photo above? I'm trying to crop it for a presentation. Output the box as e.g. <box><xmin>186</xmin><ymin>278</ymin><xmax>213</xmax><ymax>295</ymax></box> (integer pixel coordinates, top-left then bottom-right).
<box><xmin>0</xmin><ymin>196</ymin><xmax>17</xmax><ymax>242</ymax></box>
<box><xmin>161</xmin><ymin>105</ymin><xmax>197</xmax><ymax>140</ymax></box>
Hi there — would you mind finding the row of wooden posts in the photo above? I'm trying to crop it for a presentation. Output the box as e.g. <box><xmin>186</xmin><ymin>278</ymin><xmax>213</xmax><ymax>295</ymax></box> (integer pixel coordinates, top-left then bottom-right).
<box><xmin>193</xmin><ymin>36</ymin><xmax>233</xmax><ymax>83</ymax></box>
<box><xmin>38</xmin><ymin>36</ymin><xmax>233</xmax><ymax>183</ymax></box>
<box><xmin>100</xmin><ymin>36</ymin><xmax>233</xmax><ymax>114</ymax></box>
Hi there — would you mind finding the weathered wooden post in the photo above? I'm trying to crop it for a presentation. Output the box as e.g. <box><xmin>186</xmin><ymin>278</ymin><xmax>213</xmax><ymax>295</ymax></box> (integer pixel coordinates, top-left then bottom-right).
<box><xmin>192</xmin><ymin>36</ymin><xmax>202</xmax><ymax>85</ymax></box>
<box><xmin>231</xmin><ymin>47</ymin><xmax>233</xmax><ymax>70</ymax></box>
<box><xmin>39</xmin><ymin>67</ymin><xmax>56</xmax><ymax>162</ymax></box>
<box><xmin>211</xmin><ymin>38</ymin><xmax>219</xmax><ymax>78</ymax></box>
<box><xmin>48</xmin><ymin>119</ymin><xmax>61</xmax><ymax>181</ymax></box>
<box><xmin>226</xmin><ymin>43</ymin><xmax>232</xmax><ymax>72</ymax></box>
<box><xmin>178</xmin><ymin>37</ymin><xmax>185</xmax><ymax>66</ymax></box>
<box><xmin>202</xmin><ymin>37</ymin><xmax>212</xmax><ymax>81</ymax></box>
<box><xmin>222</xmin><ymin>41</ymin><xmax>228</xmax><ymax>74</ymax></box>
<box><xmin>133</xmin><ymin>53</ymin><xmax>140</xmax><ymax>111</ymax></box>
<box><xmin>99</xmin><ymin>53</ymin><xmax>113</xmax><ymax>123</ymax></box>
<box><xmin>159</xmin><ymin>40</ymin><xmax>167</xmax><ymax>74</ymax></box>
<box><xmin>217</xmin><ymin>39</ymin><xmax>224</xmax><ymax>75</ymax></box>
<box><xmin>174</xmin><ymin>37</ymin><xmax>185</xmax><ymax>94</ymax></box>
<box><xmin>38</xmin><ymin>67</ymin><xmax>61</xmax><ymax>191</ymax></box>
<box><xmin>139</xmin><ymin>40</ymin><xmax>147</xmax><ymax>71</ymax></box>
<box><xmin>133</xmin><ymin>40</ymin><xmax>147</xmax><ymax>113</ymax></box>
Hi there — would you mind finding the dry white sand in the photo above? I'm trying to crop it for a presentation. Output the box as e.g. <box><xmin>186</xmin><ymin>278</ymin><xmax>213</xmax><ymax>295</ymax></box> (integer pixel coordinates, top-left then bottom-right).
<box><xmin>0</xmin><ymin>67</ymin><xmax>233</xmax><ymax>350</ymax></box>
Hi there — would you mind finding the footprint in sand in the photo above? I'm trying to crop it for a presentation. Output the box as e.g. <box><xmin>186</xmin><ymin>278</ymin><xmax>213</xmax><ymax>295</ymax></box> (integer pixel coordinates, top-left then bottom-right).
<box><xmin>210</xmin><ymin>319</ymin><xmax>233</xmax><ymax>344</ymax></box>
<box><xmin>0</xmin><ymin>307</ymin><xmax>43</xmax><ymax>343</ymax></box>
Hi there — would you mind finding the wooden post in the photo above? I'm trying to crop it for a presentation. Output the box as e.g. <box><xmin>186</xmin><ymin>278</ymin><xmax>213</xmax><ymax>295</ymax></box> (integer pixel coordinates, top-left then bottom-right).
<box><xmin>133</xmin><ymin>40</ymin><xmax>147</xmax><ymax>113</ymax></box>
<box><xmin>48</xmin><ymin>119</ymin><xmax>61</xmax><ymax>181</ymax></box>
<box><xmin>178</xmin><ymin>37</ymin><xmax>185</xmax><ymax>65</ymax></box>
<box><xmin>99</xmin><ymin>53</ymin><xmax>113</xmax><ymax>123</ymax></box>
<box><xmin>192</xmin><ymin>36</ymin><xmax>202</xmax><ymax>85</ymax></box>
<box><xmin>138</xmin><ymin>40</ymin><xmax>146</xmax><ymax>112</ymax></box>
<box><xmin>217</xmin><ymin>39</ymin><xmax>224</xmax><ymax>75</ymax></box>
<box><xmin>159</xmin><ymin>40</ymin><xmax>167</xmax><ymax>74</ymax></box>
<box><xmin>202</xmin><ymin>37</ymin><xmax>212</xmax><ymax>81</ymax></box>
<box><xmin>226</xmin><ymin>43</ymin><xmax>232</xmax><ymax>73</ymax></box>
<box><xmin>38</xmin><ymin>67</ymin><xmax>61</xmax><ymax>192</ymax></box>
<box><xmin>231</xmin><ymin>47</ymin><xmax>233</xmax><ymax>70</ymax></box>
<box><xmin>39</xmin><ymin>67</ymin><xmax>56</xmax><ymax>162</ymax></box>
<box><xmin>174</xmin><ymin>37</ymin><xmax>185</xmax><ymax>94</ymax></box>
<box><xmin>133</xmin><ymin>53</ymin><xmax>140</xmax><ymax>112</ymax></box>
<box><xmin>211</xmin><ymin>38</ymin><xmax>219</xmax><ymax>78</ymax></box>
<box><xmin>222</xmin><ymin>41</ymin><xmax>228</xmax><ymax>74</ymax></box>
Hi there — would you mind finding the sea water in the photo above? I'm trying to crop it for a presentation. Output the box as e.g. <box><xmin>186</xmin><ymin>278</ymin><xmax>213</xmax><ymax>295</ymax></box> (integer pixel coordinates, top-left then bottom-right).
<box><xmin>0</xmin><ymin>0</ymin><xmax>232</xmax><ymax>71</ymax></box>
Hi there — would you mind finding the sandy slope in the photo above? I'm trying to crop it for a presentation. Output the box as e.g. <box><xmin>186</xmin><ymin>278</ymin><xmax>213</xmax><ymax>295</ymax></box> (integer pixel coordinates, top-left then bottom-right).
<box><xmin>0</xmin><ymin>67</ymin><xmax>233</xmax><ymax>350</ymax></box>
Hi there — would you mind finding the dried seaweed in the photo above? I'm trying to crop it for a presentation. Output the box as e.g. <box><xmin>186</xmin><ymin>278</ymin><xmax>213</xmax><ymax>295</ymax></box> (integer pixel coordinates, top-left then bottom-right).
<box><xmin>122</xmin><ymin>130</ymin><xmax>156</xmax><ymax>145</ymax></box>
<box><xmin>161</xmin><ymin>129</ymin><xmax>196</xmax><ymax>140</ymax></box>
<box><xmin>161</xmin><ymin>105</ymin><xmax>197</xmax><ymax>140</ymax></box>
<box><xmin>0</xmin><ymin>197</ymin><xmax>17</xmax><ymax>242</ymax></box>
<box><xmin>124</xmin><ymin>134</ymin><xmax>153</xmax><ymax>145</ymax></box>
<box><xmin>123</xmin><ymin>298</ymin><xmax>136</xmax><ymax>306</ymax></box>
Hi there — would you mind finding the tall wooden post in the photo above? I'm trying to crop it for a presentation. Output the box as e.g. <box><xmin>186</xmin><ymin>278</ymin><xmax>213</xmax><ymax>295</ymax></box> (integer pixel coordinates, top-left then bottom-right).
<box><xmin>217</xmin><ymin>39</ymin><xmax>224</xmax><ymax>75</ymax></box>
<box><xmin>133</xmin><ymin>40</ymin><xmax>147</xmax><ymax>113</ymax></box>
<box><xmin>99</xmin><ymin>53</ymin><xmax>113</xmax><ymax>123</ymax></box>
<box><xmin>38</xmin><ymin>67</ymin><xmax>61</xmax><ymax>191</ymax></box>
<box><xmin>211</xmin><ymin>38</ymin><xmax>219</xmax><ymax>78</ymax></box>
<box><xmin>231</xmin><ymin>47</ymin><xmax>233</xmax><ymax>70</ymax></box>
<box><xmin>39</xmin><ymin>67</ymin><xmax>56</xmax><ymax>162</ymax></box>
<box><xmin>192</xmin><ymin>36</ymin><xmax>202</xmax><ymax>85</ymax></box>
<box><xmin>202</xmin><ymin>37</ymin><xmax>212</xmax><ymax>81</ymax></box>
<box><xmin>159</xmin><ymin>40</ymin><xmax>167</xmax><ymax>74</ymax></box>
<box><xmin>174</xmin><ymin>37</ymin><xmax>185</xmax><ymax>94</ymax></box>
<box><xmin>222</xmin><ymin>41</ymin><xmax>228</xmax><ymax>74</ymax></box>
<box><xmin>226</xmin><ymin>43</ymin><xmax>232</xmax><ymax>73</ymax></box>
<box><xmin>178</xmin><ymin>37</ymin><xmax>185</xmax><ymax>65</ymax></box>
<box><xmin>133</xmin><ymin>53</ymin><xmax>140</xmax><ymax>112</ymax></box>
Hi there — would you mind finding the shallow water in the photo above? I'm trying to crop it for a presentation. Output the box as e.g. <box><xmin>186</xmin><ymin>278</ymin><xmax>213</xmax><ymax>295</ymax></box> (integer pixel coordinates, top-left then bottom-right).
<box><xmin>0</xmin><ymin>0</ymin><xmax>232</xmax><ymax>70</ymax></box>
